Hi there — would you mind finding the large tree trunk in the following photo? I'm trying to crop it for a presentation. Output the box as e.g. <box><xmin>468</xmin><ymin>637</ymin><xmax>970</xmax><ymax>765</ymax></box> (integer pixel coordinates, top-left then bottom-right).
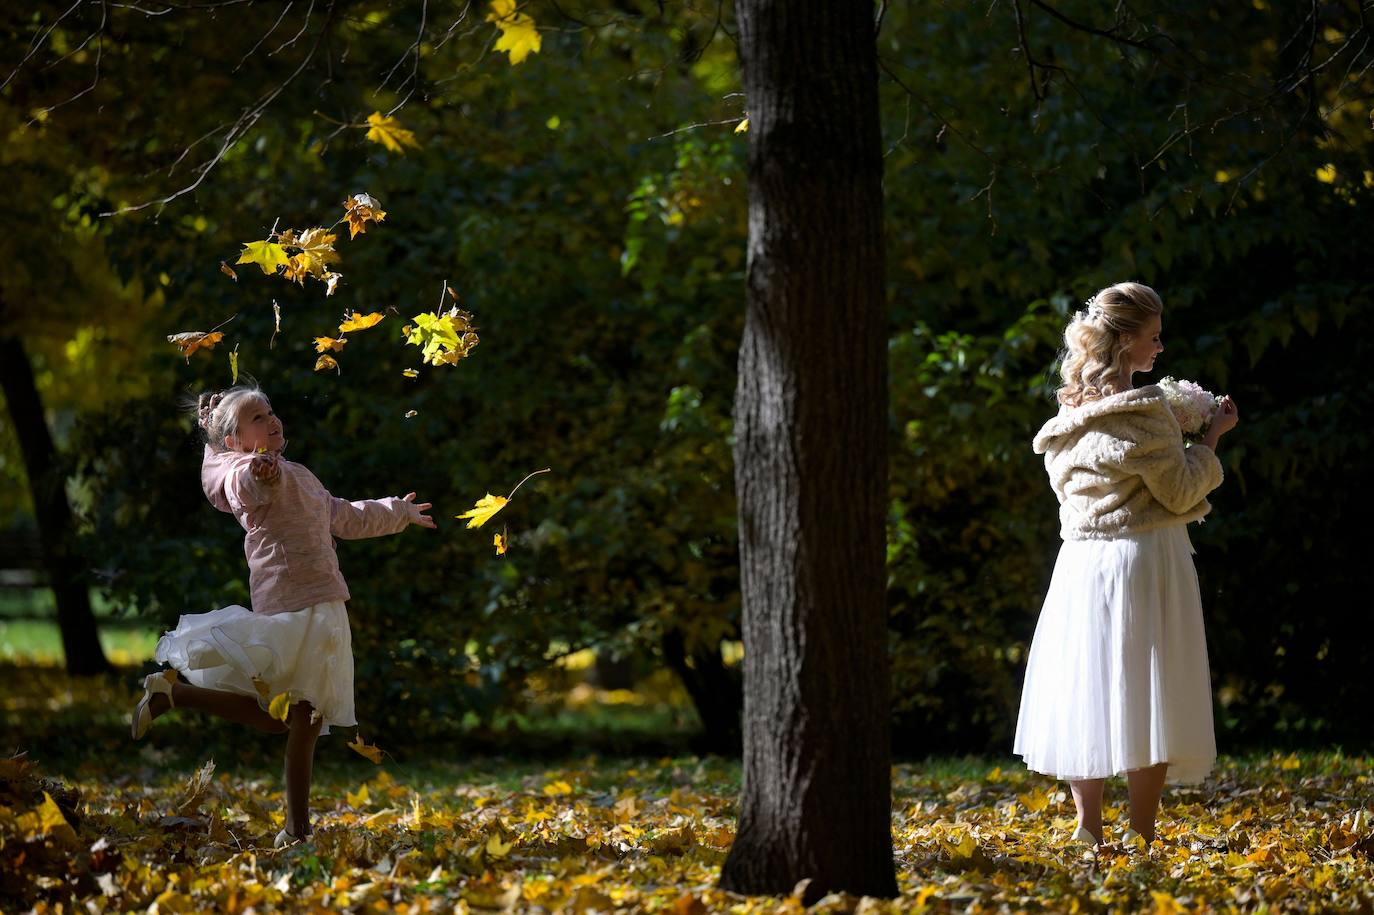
<box><xmin>0</xmin><ymin>334</ymin><xmax>111</xmax><ymax>676</ymax></box>
<box><xmin>718</xmin><ymin>0</ymin><xmax>895</xmax><ymax>901</ymax></box>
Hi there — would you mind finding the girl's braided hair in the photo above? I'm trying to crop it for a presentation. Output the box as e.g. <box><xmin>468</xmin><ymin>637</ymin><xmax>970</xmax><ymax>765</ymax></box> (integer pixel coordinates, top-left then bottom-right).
<box><xmin>188</xmin><ymin>384</ymin><xmax>265</xmax><ymax>451</ymax></box>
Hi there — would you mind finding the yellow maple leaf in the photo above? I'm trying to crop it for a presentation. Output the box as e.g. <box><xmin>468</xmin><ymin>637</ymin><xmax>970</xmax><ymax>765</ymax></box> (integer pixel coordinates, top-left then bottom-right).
<box><xmin>365</xmin><ymin>111</ymin><xmax>421</xmax><ymax>154</ymax></box>
<box><xmin>279</xmin><ymin>229</ymin><xmax>341</xmax><ymax>285</ymax></box>
<box><xmin>339</xmin><ymin>310</ymin><xmax>385</xmax><ymax>334</ymax></box>
<box><xmin>315</xmin><ymin>354</ymin><xmax>340</xmax><ymax>374</ymax></box>
<box><xmin>345</xmin><ymin>784</ymin><xmax>370</xmax><ymax>808</ymax></box>
<box><xmin>167</xmin><ymin>330</ymin><xmax>225</xmax><ymax>362</ymax></box>
<box><xmin>494</xmin><ymin>532</ymin><xmax>508</xmax><ymax>555</ymax></box>
<box><xmin>268</xmin><ymin>692</ymin><xmax>292</xmax><ymax>722</ymax></box>
<box><xmin>735</xmin><ymin>117</ymin><xmax>749</xmax><ymax>133</ymax></box>
<box><xmin>37</xmin><ymin>792</ymin><xmax>73</xmax><ymax>834</ymax></box>
<box><xmin>542</xmin><ymin>779</ymin><xmax>573</xmax><ymax>796</ymax></box>
<box><xmin>348</xmin><ymin>733</ymin><xmax>384</xmax><ymax>764</ymax></box>
<box><xmin>487</xmin><ymin>0</ymin><xmax>542</xmax><ymax>65</ymax></box>
<box><xmin>342</xmin><ymin>193</ymin><xmax>387</xmax><ymax>239</ymax></box>
<box><xmin>282</xmin><ymin>255</ymin><xmax>311</xmax><ymax>284</ymax></box>
<box><xmin>485</xmin><ymin>833</ymin><xmax>513</xmax><ymax>858</ymax></box>
<box><xmin>457</xmin><ymin>494</ymin><xmax>508</xmax><ymax>529</ymax></box>
<box><xmin>402</xmin><ymin>368</ymin><xmax>419</xmax><ymax>379</ymax></box>
<box><xmin>314</xmin><ymin>336</ymin><xmax>348</xmax><ymax>353</ymax></box>
<box><xmin>404</xmin><ymin>306</ymin><xmax>480</xmax><ymax>367</ymax></box>
<box><xmin>236</xmin><ymin>240</ymin><xmax>291</xmax><ymax>275</ymax></box>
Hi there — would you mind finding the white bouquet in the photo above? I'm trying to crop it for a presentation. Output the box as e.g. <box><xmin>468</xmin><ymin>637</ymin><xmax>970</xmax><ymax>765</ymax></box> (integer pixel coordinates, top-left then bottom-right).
<box><xmin>1157</xmin><ymin>376</ymin><xmax>1221</xmax><ymax>442</ymax></box>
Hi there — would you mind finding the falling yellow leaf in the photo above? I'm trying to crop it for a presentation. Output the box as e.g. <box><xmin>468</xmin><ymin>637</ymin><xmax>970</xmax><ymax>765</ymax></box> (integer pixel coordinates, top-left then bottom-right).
<box><xmin>268</xmin><ymin>692</ymin><xmax>292</xmax><ymax>722</ymax></box>
<box><xmin>348</xmin><ymin>733</ymin><xmax>384</xmax><ymax>764</ymax></box>
<box><xmin>315</xmin><ymin>354</ymin><xmax>341</xmax><ymax>374</ymax></box>
<box><xmin>342</xmin><ymin>192</ymin><xmax>387</xmax><ymax>239</ymax></box>
<box><xmin>364</xmin><ymin>111</ymin><xmax>421</xmax><ymax>154</ymax></box>
<box><xmin>271</xmin><ymin>301</ymin><xmax>282</xmax><ymax>349</ymax></box>
<box><xmin>315</xmin><ymin>336</ymin><xmax>348</xmax><ymax>353</ymax></box>
<box><xmin>542</xmin><ymin>779</ymin><xmax>573</xmax><ymax>796</ymax></box>
<box><xmin>167</xmin><ymin>331</ymin><xmax>225</xmax><ymax>362</ymax></box>
<box><xmin>345</xmin><ymin>784</ymin><xmax>370</xmax><ymax>808</ymax></box>
<box><xmin>457</xmin><ymin>494</ymin><xmax>508</xmax><ymax>529</ymax></box>
<box><xmin>404</xmin><ymin>410</ymin><xmax>418</xmax><ymax>419</ymax></box>
<box><xmin>274</xmin><ymin>227</ymin><xmax>340</xmax><ymax>285</ymax></box>
<box><xmin>229</xmin><ymin>346</ymin><xmax>239</xmax><ymax>384</ymax></box>
<box><xmin>236</xmin><ymin>240</ymin><xmax>291</xmax><ymax>275</ymax></box>
<box><xmin>339</xmin><ymin>310</ymin><xmax>385</xmax><ymax>334</ymax></box>
<box><xmin>1315</xmin><ymin>163</ymin><xmax>1337</xmax><ymax>184</ymax></box>
<box><xmin>402</xmin><ymin>368</ymin><xmax>419</xmax><ymax>379</ymax></box>
<box><xmin>735</xmin><ymin>118</ymin><xmax>749</xmax><ymax>133</ymax></box>
<box><xmin>323</xmin><ymin>271</ymin><xmax>343</xmax><ymax>296</ymax></box>
<box><xmin>403</xmin><ymin>306</ymin><xmax>479</xmax><ymax>367</ymax></box>
<box><xmin>220</xmin><ymin>260</ymin><xmax>238</xmax><ymax>281</ymax></box>
<box><xmin>494</xmin><ymin>532</ymin><xmax>508</xmax><ymax>555</ymax></box>
<box><xmin>487</xmin><ymin>0</ymin><xmax>542</xmax><ymax>65</ymax></box>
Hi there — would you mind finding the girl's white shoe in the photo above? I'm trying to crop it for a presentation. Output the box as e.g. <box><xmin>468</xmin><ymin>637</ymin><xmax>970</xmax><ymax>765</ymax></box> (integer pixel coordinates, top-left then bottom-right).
<box><xmin>1121</xmin><ymin>828</ymin><xmax>1147</xmax><ymax>849</ymax></box>
<box><xmin>131</xmin><ymin>671</ymin><xmax>175</xmax><ymax>740</ymax></box>
<box><xmin>275</xmin><ymin>828</ymin><xmax>305</xmax><ymax>848</ymax></box>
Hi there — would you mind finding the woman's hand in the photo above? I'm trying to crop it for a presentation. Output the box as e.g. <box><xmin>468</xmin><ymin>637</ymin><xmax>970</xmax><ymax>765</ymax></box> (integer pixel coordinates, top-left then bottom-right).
<box><xmin>249</xmin><ymin>452</ymin><xmax>281</xmax><ymax>484</ymax></box>
<box><xmin>1202</xmin><ymin>396</ymin><xmax>1238</xmax><ymax>449</ymax></box>
<box><xmin>403</xmin><ymin>492</ymin><xmax>437</xmax><ymax>529</ymax></box>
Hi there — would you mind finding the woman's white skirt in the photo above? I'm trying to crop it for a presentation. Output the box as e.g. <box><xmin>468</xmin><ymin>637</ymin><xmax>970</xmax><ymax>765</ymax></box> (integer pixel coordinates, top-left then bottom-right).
<box><xmin>154</xmin><ymin>601</ymin><xmax>355</xmax><ymax>734</ymax></box>
<box><xmin>1013</xmin><ymin>525</ymin><xmax>1216</xmax><ymax>785</ymax></box>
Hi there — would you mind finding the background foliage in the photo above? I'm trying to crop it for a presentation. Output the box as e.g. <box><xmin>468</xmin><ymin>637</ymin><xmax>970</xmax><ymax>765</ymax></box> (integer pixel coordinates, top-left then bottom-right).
<box><xmin>2</xmin><ymin>0</ymin><xmax>1371</xmax><ymax>752</ymax></box>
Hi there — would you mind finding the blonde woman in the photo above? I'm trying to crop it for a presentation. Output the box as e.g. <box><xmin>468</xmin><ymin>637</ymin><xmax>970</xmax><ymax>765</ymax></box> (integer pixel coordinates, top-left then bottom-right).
<box><xmin>1013</xmin><ymin>282</ymin><xmax>1239</xmax><ymax>847</ymax></box>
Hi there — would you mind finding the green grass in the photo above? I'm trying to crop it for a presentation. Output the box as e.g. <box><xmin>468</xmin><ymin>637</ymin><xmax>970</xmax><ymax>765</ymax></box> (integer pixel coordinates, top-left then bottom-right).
<box><xmin>0</xmin><ymin>618</ymin><xmax>160</xmax><ymax>665</ymax></box>
<box><xmin>0</xmin><ymin>588</ymin><xmax>161</xmax><ymax>665</ymax></box>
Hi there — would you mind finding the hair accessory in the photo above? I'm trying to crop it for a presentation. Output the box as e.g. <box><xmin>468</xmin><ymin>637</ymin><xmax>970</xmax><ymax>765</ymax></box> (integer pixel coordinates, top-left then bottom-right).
<box><xmin>197</xmin><ymin>392</ymin><xmax>225</xmax><ymax>430</ymax></box>
<box><xmin>1083</xmin><ymin>294</ymin><xmax>1104</xmax><ymax>320</ymax></box>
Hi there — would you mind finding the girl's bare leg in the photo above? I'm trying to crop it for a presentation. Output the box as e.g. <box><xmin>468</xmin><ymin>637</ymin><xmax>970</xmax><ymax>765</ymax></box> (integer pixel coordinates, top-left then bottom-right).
<box><xmin>1069</xmin><ymin>778</ymin><xmax>1106</xmax><ymax>842</ymax></box>
<box><xmin>1125</xmin><ymin>763</ymin><xmax>1169</xmax><ymax>843</ymax></box>
<box><xmin>283</xmin><ymin>701</ymin><xmax>323</xmax><ymax>838</ymax></box>
<box><xmin>149</xmin><ymin>683</ymin><xmax>288</xmax><ymax>734</ymax></box>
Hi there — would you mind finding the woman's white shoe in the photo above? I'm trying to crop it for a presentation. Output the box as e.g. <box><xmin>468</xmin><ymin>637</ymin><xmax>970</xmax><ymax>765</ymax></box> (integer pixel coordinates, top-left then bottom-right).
<box><xmin>1071</xmin><ymin>825</ymin><xmax>1100</xmax><ymax>846</ymax></box>
<box><xmin>131</xmin><ymin>670</ymin><xmax>176</xmax><ymax>740</ymax></box>
<box><xmin>1121</xmin><ymin>828</ymin><xmax>1147</xmax><ymax>849</ymax></box>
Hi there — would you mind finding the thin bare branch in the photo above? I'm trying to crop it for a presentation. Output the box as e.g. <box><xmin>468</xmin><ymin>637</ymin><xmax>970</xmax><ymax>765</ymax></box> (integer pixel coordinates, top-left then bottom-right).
<box><xmin>2</xmin><ymin>0</ymin><xmax>83</xmax><ymax>91</ymax></box>
<box><xmin>103</xmin><ymin>0</ymin><xmax>338</xmax><ymax>217</ymax></box>
<box><xmin>1010</xmin><ymin>0</ymin><xmax>1042</xmax><ymax>102</ymax></box>
<box><xmin>234</xmin><ymin>1</ymin><xmax>294</xmax><ymax>73</ymax></box>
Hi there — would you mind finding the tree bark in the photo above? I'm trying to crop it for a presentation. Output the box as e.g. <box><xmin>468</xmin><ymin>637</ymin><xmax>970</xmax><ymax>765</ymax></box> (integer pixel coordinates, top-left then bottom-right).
<box><xmin>0</xmin><ymin>334</ymin><xmax>111</xmax><ymax>676</ymax></box>
<box><xmin>718</xmin><ymin>0</ymin><xmax>896</xmax><ymax>900</ymax></box>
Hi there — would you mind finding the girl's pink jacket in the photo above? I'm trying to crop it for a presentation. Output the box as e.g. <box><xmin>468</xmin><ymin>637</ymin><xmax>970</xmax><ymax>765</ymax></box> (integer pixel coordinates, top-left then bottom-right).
<box><xmin>201</xmin><ymin>446</ymin><xmax>418</xmax><ymax>615</ymax></box>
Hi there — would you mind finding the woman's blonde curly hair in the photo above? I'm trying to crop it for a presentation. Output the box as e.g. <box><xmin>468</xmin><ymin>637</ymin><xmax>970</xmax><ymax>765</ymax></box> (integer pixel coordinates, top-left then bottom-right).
<box><xmin>1056</xmin><ymin>282</ymin><xmax>1162</xmax><ymax>407</ymax></box>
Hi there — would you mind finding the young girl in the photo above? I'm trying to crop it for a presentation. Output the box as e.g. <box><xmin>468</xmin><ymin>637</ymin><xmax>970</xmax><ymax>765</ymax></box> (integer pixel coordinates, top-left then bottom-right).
<box><xmin>131</xmin><ymin>384</ymin><xmax>436</xmax><ymax>845</ymax></box>
<box><xmin>1013</xmin><ymin>282</ymin><xmax>1239</xmax><ymax>847</ymax></box>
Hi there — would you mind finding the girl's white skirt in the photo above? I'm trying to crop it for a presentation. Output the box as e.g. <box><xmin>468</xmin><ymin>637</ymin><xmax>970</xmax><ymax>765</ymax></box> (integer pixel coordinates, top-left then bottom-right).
<box><xmin>1013</xmin><ymin>525</ymin><xmax>1216</xmax><ymax>785</ymax></box>
<box><xmin>154</xmin><ymin>601</ymin><xmax>355</xmax><ymax>734</ymax></box>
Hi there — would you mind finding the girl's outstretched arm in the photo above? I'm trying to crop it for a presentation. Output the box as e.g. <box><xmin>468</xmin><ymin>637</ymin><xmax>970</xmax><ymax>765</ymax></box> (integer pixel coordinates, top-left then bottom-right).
<box><xmin>329</xmin><ymin>491</ymin><xmax>435</xmax><ymax>539</ymax></box>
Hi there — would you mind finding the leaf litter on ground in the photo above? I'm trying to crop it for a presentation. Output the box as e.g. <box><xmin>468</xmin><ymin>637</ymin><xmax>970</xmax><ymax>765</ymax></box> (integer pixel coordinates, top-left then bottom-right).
<box><xmin>4</xmin><ymin>670</ymin><xmax>1374</xmax><ymax>913</ymax></box>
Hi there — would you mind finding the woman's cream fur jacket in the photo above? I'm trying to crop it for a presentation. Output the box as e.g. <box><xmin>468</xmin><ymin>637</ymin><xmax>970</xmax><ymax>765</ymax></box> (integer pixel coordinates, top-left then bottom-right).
<box><xmin>1032</xmin><ymin>384</ymin><xmax>1224</xmax><ymax>541</ymax></box>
